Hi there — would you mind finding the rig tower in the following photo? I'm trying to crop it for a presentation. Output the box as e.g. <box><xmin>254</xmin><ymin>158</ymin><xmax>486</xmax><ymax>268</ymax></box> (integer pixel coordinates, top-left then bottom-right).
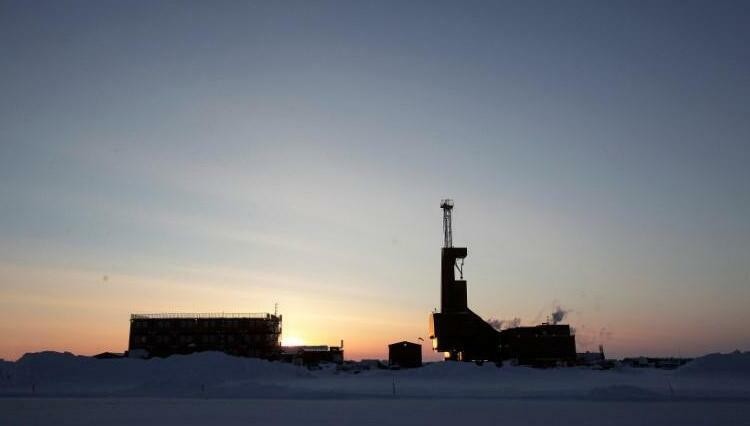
<box><xmin>430</xmin><ymin>199</ymin><xmax>502</xmax><ymax>362</ymax></box>
<box><xmin>441</xmin><ymin>199</ymin><xmax>453</xmax><ymax>248</ymax></box>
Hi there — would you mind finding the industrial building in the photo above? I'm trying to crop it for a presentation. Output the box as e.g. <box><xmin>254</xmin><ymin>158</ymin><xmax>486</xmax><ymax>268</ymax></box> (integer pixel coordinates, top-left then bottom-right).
<box><xmin>577</xmin><ymin>345</ymin><xmax>607</xmax><ymax>367</ymax></box>
<box><xmin>127</xmin><ymin>313</ymin><xmax>282</xmax><ymax>359</ymax></box>
<box><xmin>621</xmin><ymin>356</ymin><xmax>693</xmax><ymax>369</ymax></box>
<box><xmin>388</xmin><ymin>341</ymin><xmax>422</xmax><ymax>368</ymax></box>
<box><xmin>500</xmin><ymin>324</ymin><xmax>576</xmax><ymax>366</ymax></box>
<box><xmin>429</xmin><ymin>200</ymin><xmax>577</xmax><ymax>365</ymax></box>
<box><xmin>281</xmin><ymin>344</ymin><xmax>344</xmax><ymax>366</ymax></box>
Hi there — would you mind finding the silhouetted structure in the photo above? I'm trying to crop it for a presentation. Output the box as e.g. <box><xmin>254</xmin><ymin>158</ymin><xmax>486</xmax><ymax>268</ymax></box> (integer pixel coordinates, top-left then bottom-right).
<box><xmin>577</xmin><ymin>344</ymin><xmax>606</xmax><ymax>366</ymax></box>
<box><xmin>500</xmin><ymin>324</ymin><xmax>576</xmax><ymax>366</ymax></box>
<box><xmin>429</xmin><ymin>200</ymin><xmax>577</xmax><ymax>365</ymax></box>
<box><xmin>621</xmin><ymin>356</ymin><xmax>693</xmax><ymax>369</ymax></box>
<box><xmin>388</xmin><ymin>341</ymin><xmax>422</xmax><ymax>368</ymax></box>
<box><xmin>281</xmin><ymin>344</ymin><xmax>344</xmax><ymax>366</ymax></box>
<box><xmin>429</xmin><ymin>199</ymin><xmax>503</xmax><ymax>362</ymax></box>
<box><xmin>127</xmin><ymin>313</ymin><xmax>281</xmax><ymax>359</ymax></box>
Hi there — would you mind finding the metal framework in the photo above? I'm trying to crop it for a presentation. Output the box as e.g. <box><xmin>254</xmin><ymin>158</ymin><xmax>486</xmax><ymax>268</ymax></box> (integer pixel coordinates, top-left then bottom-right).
<box><xmin>440</xmin><ymin>199</ymin><xmax>464</xmax><ymax>278</ymax></box>
<box><xmin>440</xmin><ymin>199</ymin><xmax>453</xmax><ymax>248</ymax></box>
<box><xmin>130</xmin><ymin>313</ymin><xmax>272</xmax><ymax>320</ymax></box>
<box><xmin>128</xmin><ymin>312</ymin><xmax>282</xmax><ymax>359</ymax></box>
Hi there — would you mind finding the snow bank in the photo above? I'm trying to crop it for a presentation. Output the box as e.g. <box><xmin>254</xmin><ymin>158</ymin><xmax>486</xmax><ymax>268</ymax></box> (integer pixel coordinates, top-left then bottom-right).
<box><xmin>676</xmin><ymin>351</ymin><xmax>750</xmax><ymax>377</ymax></box>
<box><xmin>1</xmin><ymin>351</ymin><xmax>311</xmax><ymax>397</ymax></box>
<box><xmin>1</xmin><ymin>351</ymin><xmax>748</xmax><ymax>400</ymax></box>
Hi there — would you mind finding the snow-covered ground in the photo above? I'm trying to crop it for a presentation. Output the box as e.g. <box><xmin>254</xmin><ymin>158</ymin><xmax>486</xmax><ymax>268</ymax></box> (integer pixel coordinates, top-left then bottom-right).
<box><xmin>1</xmin><ymin>351</ymin><xmax>749</xmax><ymax>425</ymax></box>
<box><xmin>3</xmin><ymin>398</ymin><xmax>749</xmax><ymax>426</ymax></box>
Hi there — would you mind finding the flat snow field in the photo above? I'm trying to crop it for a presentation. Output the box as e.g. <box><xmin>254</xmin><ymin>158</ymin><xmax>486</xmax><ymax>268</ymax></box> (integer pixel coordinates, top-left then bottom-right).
<box><xmin>2</xmin><ymin>398</ymin><xmax>750</xmax><ymax>426</ymax></box>
<box><xmin>2</xmin><ymin>351</ymin><xmax>750</xmax><ymax>425</ymax></box>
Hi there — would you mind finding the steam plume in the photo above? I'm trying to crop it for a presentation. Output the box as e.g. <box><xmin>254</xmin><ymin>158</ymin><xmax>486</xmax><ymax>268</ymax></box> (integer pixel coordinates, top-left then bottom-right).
<box><xmin>550</xmin><ymin>306</ymin><xmax>569</xmax><ymax>325</ymax></box>
<box><xmin>487</xmin><ymin>318</ymin><xmax>503</xmax><ymax>330</ymax></box>
<box><xmin>487</xmin><ymin>317</ymin><xmax>521</xmax><ymax>330</ymax></box>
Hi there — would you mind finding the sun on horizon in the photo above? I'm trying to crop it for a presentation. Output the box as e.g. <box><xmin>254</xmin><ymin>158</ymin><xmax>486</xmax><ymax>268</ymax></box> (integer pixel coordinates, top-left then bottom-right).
<box><xmin>281</xmin><ymin>336</ymin><xmax>305</xmax><ymax>347</ymax></box>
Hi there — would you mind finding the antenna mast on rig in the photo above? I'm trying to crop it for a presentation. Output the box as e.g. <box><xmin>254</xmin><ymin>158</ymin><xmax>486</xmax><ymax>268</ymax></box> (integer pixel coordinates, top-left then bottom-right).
<box><xmin>440</xmin><ymin>199</ymin><xmax>454</xmax><ymax>248</ymax></box>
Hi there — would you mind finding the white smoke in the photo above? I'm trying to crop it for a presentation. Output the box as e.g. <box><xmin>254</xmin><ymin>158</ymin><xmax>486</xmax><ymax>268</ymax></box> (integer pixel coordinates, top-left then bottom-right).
<box><xmin>487</xmin><ymin>317</ymin><xmax>521</xmax><ymax>331</ymax></box>
<box><xmin>550</xmin><ymin>305</ymin><xmax>569</xmax><ymax>325</ymax></box>
<box><xmin>487</xmin><ymin>318</ymin><xmax>503</xmax><ymax>330</ymax></box>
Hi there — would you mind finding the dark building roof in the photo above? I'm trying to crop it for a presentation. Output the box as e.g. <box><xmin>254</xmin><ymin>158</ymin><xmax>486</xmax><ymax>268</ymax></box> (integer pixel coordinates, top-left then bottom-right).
<box><xmin>131</xmin><ymin>313</ymin><xmax>273</xmax><ymax>320</ymax></box>
<box><xmin>389</xmin><ymin>341</ymin><xmax>421</xmax><ymax>348</ymax></box>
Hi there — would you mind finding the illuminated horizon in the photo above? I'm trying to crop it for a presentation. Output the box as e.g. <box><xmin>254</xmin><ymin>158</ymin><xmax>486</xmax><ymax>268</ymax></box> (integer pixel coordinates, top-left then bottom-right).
<box><xmin>1</xmin><ymin>1</ymin><xmax>749</xmax><ymax>362</ymax></box>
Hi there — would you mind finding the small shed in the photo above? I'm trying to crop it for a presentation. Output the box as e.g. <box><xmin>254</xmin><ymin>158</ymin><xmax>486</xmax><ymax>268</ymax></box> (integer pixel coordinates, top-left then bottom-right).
<box><xmin>388</xmin><ymin>341</ymin><xmax>422</xmax><ymax>368</ymax></box>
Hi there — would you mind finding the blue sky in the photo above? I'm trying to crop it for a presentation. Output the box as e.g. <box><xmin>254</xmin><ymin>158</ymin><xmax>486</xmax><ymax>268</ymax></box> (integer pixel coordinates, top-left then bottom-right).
<box><xmin>1</xmin><ymin>0</ymin><xmax>749</xmax><ymax>360</ymax></box>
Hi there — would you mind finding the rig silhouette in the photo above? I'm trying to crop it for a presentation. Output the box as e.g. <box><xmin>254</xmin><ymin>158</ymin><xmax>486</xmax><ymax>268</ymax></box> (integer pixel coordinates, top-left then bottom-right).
<box><xmin>429</xmin><ymin>199</ymin><xmax>577</xmax><ymax>366</ymax></box>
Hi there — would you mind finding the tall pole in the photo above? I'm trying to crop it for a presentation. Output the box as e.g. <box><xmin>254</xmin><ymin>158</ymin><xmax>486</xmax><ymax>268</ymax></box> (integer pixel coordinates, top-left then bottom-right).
<box><xmin>441</xmin><ymin>199</ymin><xmax>453</xmax><ymax>248</ymax></box>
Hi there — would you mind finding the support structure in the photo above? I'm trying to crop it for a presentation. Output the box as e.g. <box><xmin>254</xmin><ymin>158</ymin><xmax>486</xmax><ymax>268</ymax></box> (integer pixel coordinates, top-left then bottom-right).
<box><xmin>430</xmin><ymin>199</ymin><xmax>502</xmax><ymax>362</ymax></box>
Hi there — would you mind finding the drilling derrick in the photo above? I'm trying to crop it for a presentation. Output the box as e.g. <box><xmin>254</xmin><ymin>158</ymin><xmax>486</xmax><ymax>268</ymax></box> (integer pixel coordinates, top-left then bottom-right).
<box><xmin>439</xmin><ymin>199</ymin><xmax>468</xmax><ymax>314</ymax></box>
<box><xmin>429</xmin><ymin>199</ymin><xmax>577</xmax><ymax>366</ymax></box>
<box><xmin>441</xmin><ymin>199</ymin><xmax>453</xmax><ymax>248</ymax></box>
<box><xmin>430</xmin><ymin>199</ymin><xmax>501</xmax><ymax>362</ymax></box>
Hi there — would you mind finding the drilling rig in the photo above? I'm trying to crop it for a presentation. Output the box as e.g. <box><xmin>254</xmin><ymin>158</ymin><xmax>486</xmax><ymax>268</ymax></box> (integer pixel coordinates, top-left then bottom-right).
<box><xmin>429</xmin><ymin>199</ymin><xmax>502</xmax><ymax>362</ymax></box>
<box><xmin>428</xmin><ymin>199</ymin><xmax>577</xmax><ymax>366</ymax></box>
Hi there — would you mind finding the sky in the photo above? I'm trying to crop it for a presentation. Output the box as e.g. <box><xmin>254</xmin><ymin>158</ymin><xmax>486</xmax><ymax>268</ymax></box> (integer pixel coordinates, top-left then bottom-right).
<box><xmin>1</xmin><ymin>0</ymin><xmax>749</xmax><ymax>361</ymax></box>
